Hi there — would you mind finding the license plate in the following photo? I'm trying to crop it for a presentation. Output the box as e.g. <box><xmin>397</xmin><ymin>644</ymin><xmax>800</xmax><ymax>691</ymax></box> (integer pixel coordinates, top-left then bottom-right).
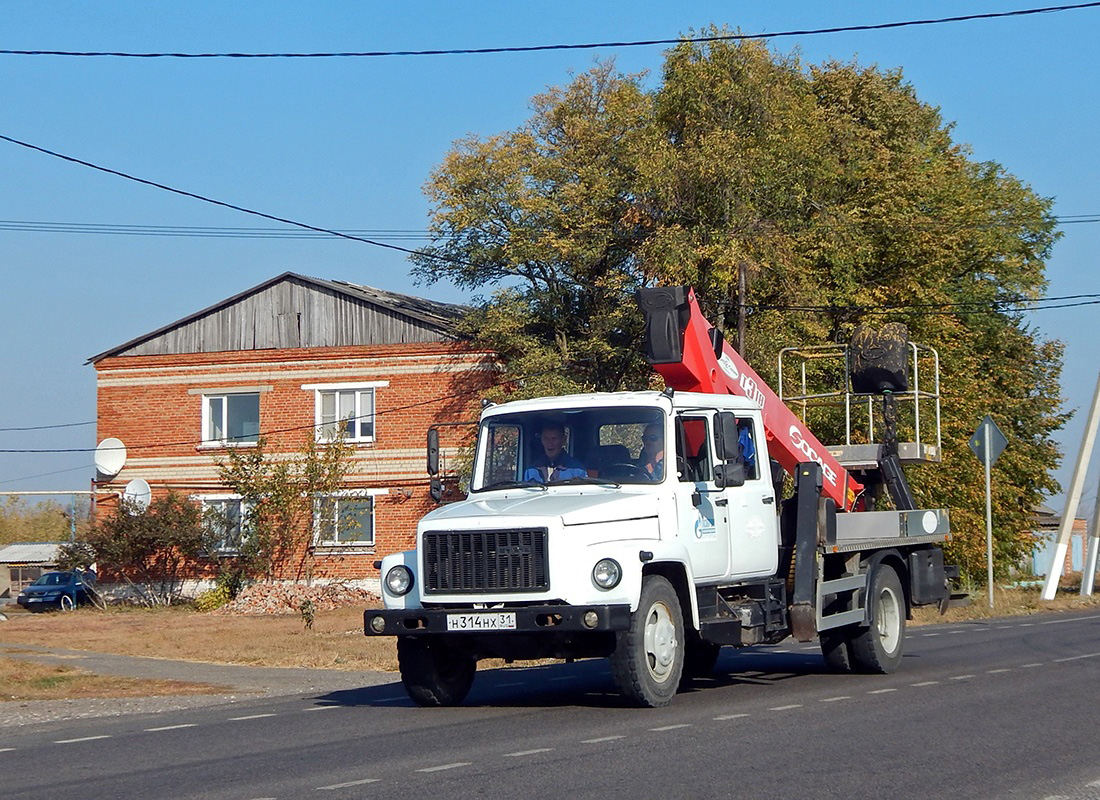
<box><xmin>26</xmin><ymin>598</ymin><xmax>43</xmax><ymax>603</ymax></box>
<box><xmin>446</xmin><ymin>612</ymin><xmax>517</xmax><ymax>631</ymax></box>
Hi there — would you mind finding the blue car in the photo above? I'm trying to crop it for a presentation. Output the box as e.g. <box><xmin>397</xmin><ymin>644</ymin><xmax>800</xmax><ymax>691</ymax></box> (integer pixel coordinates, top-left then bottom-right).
<box><xmin>16</xmin><ymin>570</ymin><xmax>91</xmax><ymax>612</ymax></box>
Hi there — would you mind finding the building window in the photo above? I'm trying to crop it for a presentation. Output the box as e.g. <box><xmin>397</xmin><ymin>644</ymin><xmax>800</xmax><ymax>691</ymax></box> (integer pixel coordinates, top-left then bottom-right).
<box><xmin>302</xmin><ymin>382</ymin><xmax>388</xmax><ymax>443</ymax></box>
<box><xmin>314</xmin><ymin>492</ymin><xmax>384</xmax><ymax>548</ymax></box>
<box><xmin>200</xmin><ymin>496</ymin><xmax>250</xmax><ymax>554</ymax></box>
<box><xmin>203</xmin><ymin>392</ymin><xmax>260</xmax><ymax>445</ymax></box>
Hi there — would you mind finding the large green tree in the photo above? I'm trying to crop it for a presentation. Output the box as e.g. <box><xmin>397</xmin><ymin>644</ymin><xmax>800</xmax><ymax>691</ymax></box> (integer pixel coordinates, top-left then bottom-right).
<box><xmin>412</xmin><ymin>34</ymin><xmax>1066</xmax><ymax>581</ymax></box>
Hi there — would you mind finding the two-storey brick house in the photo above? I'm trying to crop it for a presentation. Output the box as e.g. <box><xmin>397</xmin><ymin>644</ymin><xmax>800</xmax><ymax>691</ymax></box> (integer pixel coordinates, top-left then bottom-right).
<box><xmin>88</xmin><ymin>272</ymin><xmax>492</xmax><ymax>590</ymax></box>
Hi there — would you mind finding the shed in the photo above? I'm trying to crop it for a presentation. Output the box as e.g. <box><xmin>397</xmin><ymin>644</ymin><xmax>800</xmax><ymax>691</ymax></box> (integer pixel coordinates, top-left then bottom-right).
<box><xmin>0</xmin><ymin>542</ymin><xmax>62</xmax><ymax>599</ymax></box>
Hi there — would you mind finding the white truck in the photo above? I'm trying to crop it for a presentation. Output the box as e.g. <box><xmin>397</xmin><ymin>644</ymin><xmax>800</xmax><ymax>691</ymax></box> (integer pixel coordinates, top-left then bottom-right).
<box><xmin>365</xmin><ymin>287</ymin><xmax>959</xmax><ymax>707</ymax></box>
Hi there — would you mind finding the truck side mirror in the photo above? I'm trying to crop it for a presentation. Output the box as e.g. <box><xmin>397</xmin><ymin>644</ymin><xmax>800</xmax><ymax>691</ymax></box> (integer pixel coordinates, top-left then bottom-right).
<box><xmin>713</xmin><ymin>412</ymin><xmax>740</xmax><ymax>462</ymax></box>
<box><xmin>714</xmin><ymin>461</ymin><xmax>746</xmax><ymax>489</ymax></box>
<box><xmin>430</xmin><ymin>477</ymin><xmax>443</xmax><ymax>503</ymax></box>
<box><xmin>427</xmin><ymin>428</ymin><xmax>440</xmax><ymax>476</ymax></box>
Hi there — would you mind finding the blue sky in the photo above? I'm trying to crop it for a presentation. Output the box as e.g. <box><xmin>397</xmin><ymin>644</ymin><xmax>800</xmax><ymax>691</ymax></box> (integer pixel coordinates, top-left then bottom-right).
<box><xmin>2</xmin><ymin>2</ymin><xmax>1098</xmax><ymax>518</ymax></box>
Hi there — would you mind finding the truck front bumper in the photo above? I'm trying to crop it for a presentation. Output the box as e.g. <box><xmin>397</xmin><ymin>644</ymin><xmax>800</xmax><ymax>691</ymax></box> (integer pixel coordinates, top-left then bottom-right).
<box><xmin>364</xmin><ymin>604</ymin><xmax>632</xmax><ymax>637</ymax></box>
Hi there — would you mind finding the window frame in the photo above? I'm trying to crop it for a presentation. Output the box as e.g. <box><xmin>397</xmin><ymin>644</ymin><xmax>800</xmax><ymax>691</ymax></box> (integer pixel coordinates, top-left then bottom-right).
<box><xmin>197</xmin><ymin>493</ymin><xmax>252</xmax><ymax>555</ymax></box>
<box><xmin>200</xmin><ymin>390</ymin><xmax>261</xmax><ymax>447</ymax></box>
<box><xmin>312</xmin><ymin>489</ymin><xmax>388</xmax><ymax>550</ymax></box>
<box><xmin>302</xmin><ymin>381</ymin><xmax>389</xmax><ymax>444</ymax></box>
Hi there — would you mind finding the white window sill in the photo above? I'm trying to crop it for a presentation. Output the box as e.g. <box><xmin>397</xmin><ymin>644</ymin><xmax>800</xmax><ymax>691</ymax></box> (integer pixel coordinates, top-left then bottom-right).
<box><xmin>313</xmin><ymin>544</ymin><xmax>376</xmax><ymax>554</ymax></box>
<box><xmin>197</xmin><ymin>441</ymin><xmax>259</xmax><ymax>450</ymax></box>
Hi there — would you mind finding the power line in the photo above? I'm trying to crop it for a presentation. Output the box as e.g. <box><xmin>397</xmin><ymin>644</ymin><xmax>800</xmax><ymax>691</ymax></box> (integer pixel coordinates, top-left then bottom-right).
<box><xmin>3</xmin><ymin>3</ymin><xmax>1098</xmax><ymax>59</ymax></box>
<box><xmin>0</xmin><ymin>133</ymin><xmax>469</xmax><ymax>269</ymax></box>
<box><xmin>0</xmin><ymin>464</ymin><xmax>96</xmax><ymax>487</ymax></box>
<box><xmin>0</xmin><ymin>420</ymin><xmax>96</xmax><ymax>432</ymax></box>
<box><xmin>1</xmin><ymin>214</ymin><xmax>1097</xmax><ymax>240</ymax></box>
<box><xmin>0</xmin><ymin>363</ymin><xmax>565</xmax><ymax>455</ymax></box>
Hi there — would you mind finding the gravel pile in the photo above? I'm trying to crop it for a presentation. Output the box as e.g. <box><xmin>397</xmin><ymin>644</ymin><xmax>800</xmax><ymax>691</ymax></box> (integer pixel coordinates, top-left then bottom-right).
<box><xmin>212</xmin><ymin>582</ymin><xmax>378</xmax><ymax>615</ymax></box>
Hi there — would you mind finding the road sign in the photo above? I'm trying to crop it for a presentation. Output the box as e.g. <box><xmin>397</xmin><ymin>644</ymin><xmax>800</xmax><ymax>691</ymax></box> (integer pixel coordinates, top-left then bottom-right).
<box><xmin>969</xmin><ymin>416</ymin><xmax>1008</xmax><ymax>466</ymax></box>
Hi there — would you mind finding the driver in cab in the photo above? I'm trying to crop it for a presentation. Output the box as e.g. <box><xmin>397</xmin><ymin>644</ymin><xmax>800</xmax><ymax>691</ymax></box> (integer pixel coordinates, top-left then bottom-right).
<box><xmin>523</xmin><ymin>421</ymin><xmax>586</xmax><ymax>483</ymax></box>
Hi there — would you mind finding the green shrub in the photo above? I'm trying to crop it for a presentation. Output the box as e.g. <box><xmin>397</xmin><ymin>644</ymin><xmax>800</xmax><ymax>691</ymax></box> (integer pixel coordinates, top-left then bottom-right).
<box><xmin>194</xmin><ymin>585</ymin><xmax>232</xmax><ymax>612</ymax></box>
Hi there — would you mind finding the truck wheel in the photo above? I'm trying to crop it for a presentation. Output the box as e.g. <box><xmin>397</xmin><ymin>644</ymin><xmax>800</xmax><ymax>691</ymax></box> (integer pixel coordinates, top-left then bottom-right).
<box><xmin>396</xmin><ymin>637</ymin><xmax>476</xmax><ymax>707</ymax></box>
<box><xmin>819</xmin><ymin>629</ymin><xmax>853</xmax><ymax>672</ymax></box>
<box><xmin>849</xmin><ymin>565</ymin><xmax>906</xmax><ymax>674</ymax></box>
<box><xmin>610</xmin><ymin>575</ymin><xmax>684</xmax><ymax>707</ymax></box>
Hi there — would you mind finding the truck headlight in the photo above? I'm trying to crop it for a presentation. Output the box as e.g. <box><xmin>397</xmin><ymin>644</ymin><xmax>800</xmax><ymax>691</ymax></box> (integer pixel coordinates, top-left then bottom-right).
<box><xmin>385</xmin><ymin>565</ymin><xmax>414</xmax><ymax>596</ymax></box>
<box><xmin>592</xmin><ymin>558</ymin><xmax>622</xmax><ymax>590</ymax></box>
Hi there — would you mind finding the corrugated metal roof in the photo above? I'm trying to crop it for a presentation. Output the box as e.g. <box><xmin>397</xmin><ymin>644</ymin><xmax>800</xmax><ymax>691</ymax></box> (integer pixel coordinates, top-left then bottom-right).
<box><xmin>0</xmin><ymin>542</ymin><xmax>62</xmax><ymax>564</ymax></box>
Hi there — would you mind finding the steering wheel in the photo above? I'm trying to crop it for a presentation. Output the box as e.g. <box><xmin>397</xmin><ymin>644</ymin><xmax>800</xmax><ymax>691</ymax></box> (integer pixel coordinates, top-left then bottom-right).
<box><xmin>605</xmin><ymin>462</ymin><xmax>647</xmax><ymax>480</ymax></box>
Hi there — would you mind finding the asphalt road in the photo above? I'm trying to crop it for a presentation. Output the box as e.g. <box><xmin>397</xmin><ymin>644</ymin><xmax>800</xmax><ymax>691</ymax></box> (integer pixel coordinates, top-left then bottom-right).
<box><xmin>5</xmin><ymin>610</ymin><xmax>1100</xmax><ymax>800</ymax></box>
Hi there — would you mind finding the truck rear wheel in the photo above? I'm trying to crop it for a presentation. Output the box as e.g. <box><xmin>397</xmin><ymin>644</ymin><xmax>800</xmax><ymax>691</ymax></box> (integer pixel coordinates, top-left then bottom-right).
<box><xmin>610</xmin><ymin>575</ymin><xmax>684</xmax><ymax>707</ymax></box>
<box><xmin>819</xmin><ymin>629</ymin><xmax>853</xmax><ymax>672</ymax></box>
<box><xmin>396</xmin><ymin>637</ymin><xmax>476</xmax><ymax>707</ymax></box>
<box><xmin>849</xmin><ymin>565</ymin><xmax>906</xmax><ymax>674</ymax></box>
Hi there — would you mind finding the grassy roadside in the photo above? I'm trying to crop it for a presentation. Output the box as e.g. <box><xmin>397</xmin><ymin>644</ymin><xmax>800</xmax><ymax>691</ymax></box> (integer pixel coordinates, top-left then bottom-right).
<box><xmin>1</xmin><ymin>657</ymin><xmax>231</xmax><ymax>702</ymax></box>
<box><xmin>2</xmin><ymin>584</ymin><xmax>1098</xmax><ymax>701</ymax></box>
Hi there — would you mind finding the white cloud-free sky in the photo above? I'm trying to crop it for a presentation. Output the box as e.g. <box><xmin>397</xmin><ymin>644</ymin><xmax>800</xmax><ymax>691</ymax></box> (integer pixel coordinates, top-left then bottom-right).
<box><xmin>2</xmin><ymin>2</ymin><xmax>1097</xmax><ymax>516</ymax></box>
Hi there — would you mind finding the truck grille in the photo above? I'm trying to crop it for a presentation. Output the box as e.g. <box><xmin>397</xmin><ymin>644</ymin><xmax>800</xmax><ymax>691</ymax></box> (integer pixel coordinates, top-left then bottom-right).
<box><xmin>422</xmin><ymin>528</ymin><xmax>549</xmax><ymax>594</ymax></box>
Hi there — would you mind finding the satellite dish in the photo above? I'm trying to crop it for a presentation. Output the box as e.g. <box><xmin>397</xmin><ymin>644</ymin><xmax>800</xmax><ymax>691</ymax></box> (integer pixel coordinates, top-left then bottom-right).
<box><xmin>94</xmin><ymin>438</ymin><xmax>127</xmax><ymax>479</ymax></box>
<box><xmin>122</xmin><ymin>478</ymin><xmax>151</xmax><ymax>512</ymax></box>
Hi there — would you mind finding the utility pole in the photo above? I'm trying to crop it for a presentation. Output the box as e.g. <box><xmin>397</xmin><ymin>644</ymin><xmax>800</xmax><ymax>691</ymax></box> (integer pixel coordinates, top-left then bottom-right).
<box><xmin>736</xmin><ymin>260</ymin><xmax>747</xmax><ymax>353</ymax></box>
<box><xmin>1042</xmin><ymin>371</ymin><xmax>1100</xmax><ymax>600</ymax></box>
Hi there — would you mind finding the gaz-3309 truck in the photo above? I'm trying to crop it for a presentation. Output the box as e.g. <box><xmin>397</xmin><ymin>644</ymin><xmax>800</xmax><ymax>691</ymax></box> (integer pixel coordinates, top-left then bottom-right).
<box><xmin>365</xmin><ymin>287</ymin><xmax>960</xmax><ymax>707</ymax></box>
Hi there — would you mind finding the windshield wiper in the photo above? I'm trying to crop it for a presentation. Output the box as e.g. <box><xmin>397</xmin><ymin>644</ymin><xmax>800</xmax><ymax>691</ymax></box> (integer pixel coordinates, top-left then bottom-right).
<box><xmin>476</xmin><ymin>480</ymin><xmax>548</xmax><ymax>492</ymax></box>
<box><xmin>554</xmin><ymin>476</ymin><xmax>622</xmax><ymax>488</ymax></box>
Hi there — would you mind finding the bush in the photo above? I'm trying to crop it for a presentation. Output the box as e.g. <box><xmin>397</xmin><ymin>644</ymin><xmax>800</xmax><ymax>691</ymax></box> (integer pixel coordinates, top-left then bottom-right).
<box><xmin>194</xmin><ymin>585</ymin><xmax>232</xmax><ymax>612</ymax></box>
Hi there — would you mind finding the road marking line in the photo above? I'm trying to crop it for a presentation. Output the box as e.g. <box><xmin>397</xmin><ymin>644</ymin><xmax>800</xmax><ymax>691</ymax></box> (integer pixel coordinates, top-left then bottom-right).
<box><xmin>994</xmin><ymin>625</ymin><xmax>1011</xmax><ymax>629</ymax></box>
<box><xmin>769</xmin><ymin>704</ymin><xmax>802</xmax><ymax>711</ymax></box>
<box><xmin>949</xmin><ymin>674</ymin><xmax>975</xmax><ymax>680</ymax></box>
<box><xmin>55</xmin><ymin>735</ymin><xmax>111</xmax><ymax>744</ymax></box>
<box><xmin>145</xmin><ymin>724</ymin><xmax>198</xmax><ymax>731</ymax></box>
<box><xmin>0</xmin><ymin>747</ymin><xmax>15</xmax><ymax>753</ymax></box>
<box><xmin>650</xmin><ymin>724</ymin><xmax>691</xmax><ymax>731</ymax></box>
<box><xmin>924</xmin><ymin>633</ymin><xmax>941</xmax><ymax>637</ymax></box>
<box><xmin>305</xmin><ymin>705</ymin><xmax>340</xmax><ymax>711</ymax></box>
<box><xmin>317</xmin><ymin>778</ymin><xmax>381</xmax><ymax>789</ymax></box>
<box><xmin>229</xmin><ymin>713</ymin><xmax>276</xmax><ymax>721</ymax></box>
<box><xmin>949</xmin><ymin>630</ymin><xmax>966</xmax><ymax>635</ymax></box>
<box><xmin>868</xmin><ymin>688</ymin><xmax>897</xmax><ymax>694</ymax></box>
<box><xmin>1053</xmin><ymin>652</ymin><xmax>1100</xmax><ymax>663</ymax></box>
<box><xmin>912</xmin><ymin>681</ymin><xmax>939</xmax><ymax>686</ymax></box>
<box><xmin>986</xmin><ymin>669</ymin><xmax>1012</xmax><ymax>674</ymax></box>
<box><xmin>416</xmin><ymin>762</ymin><xmax>471</xmax><ymax>773</ymax></box>
<box><xmin>1040</xmin><ymin>614</ymin><xmax>1100</xmax><ymax>625</ymax></box>
<box><xmin>1020</xmin><ymin>623</ymin><xmax>1035</xmax><ymax>627</ymax></box>
<box><xmin>714</xmin><ymin>713</ymin><xmax>749</xmax><ymax>720</ymax></box>
<box><xmin>821</xmin><ymin>696</ymin><xmax>850</xmax><ymax>702</ymax></box>
<box><xmin>1021</xmin><ymin>663</ymin><xmax>1044</xmax><ymax>668</ymax></box>
<box><xmin>582</xmin><ymin>735</ymin><xmax>624</xmax><ymax>743</ymax></box>
<box><xmin>504</xmin><ymin>748</ymin><xmax>553</xmax><ymax>757</ymax></box>
<box><xmin>375</xmin><ymin>697</ymin><xmax>406</xmax><ymax>703</ymax></box>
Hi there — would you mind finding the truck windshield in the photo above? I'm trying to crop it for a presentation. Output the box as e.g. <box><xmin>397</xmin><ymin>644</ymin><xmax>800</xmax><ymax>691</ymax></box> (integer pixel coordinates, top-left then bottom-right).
<box><xmin>472</xmin><ymin>406</ymin><xmax>667</xmax><ymax>490</ymax></box>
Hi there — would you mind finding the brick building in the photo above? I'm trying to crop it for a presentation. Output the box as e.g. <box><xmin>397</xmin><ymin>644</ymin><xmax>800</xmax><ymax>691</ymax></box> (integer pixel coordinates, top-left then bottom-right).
<box><xmin>88</xmin><ymin>272</ymin><xmax>492</xmax><ymax>590</ymax></box>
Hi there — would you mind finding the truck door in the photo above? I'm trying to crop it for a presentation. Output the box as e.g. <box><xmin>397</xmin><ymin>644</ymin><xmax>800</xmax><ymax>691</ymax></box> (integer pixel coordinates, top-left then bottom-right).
<box><xmin>674</xmin><ymin>414</ymin><xmax>729</xmax><ymax>580</ymax></box>
<box><xmin>721</xmin><ymin>416</ymin><xmax>780</xmax><ymax>580</ymax></box>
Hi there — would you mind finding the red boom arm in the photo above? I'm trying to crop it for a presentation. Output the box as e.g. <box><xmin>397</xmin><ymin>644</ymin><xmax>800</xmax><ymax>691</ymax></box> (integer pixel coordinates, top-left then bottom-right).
<box><xmin>637</xmin><ymin>286</ymin><xmax>861</xmax><ymax>512</ymax></box>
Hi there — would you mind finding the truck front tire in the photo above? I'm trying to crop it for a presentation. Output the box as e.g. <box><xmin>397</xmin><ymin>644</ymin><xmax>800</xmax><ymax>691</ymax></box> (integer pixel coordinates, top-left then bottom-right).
<box><xmin>610</xmin><ymin>575</ymin><xmax>685</xmax><ymax>707</ymax></box>
<box><xmin>849</xmin><ymin>565</ymin><xmax>906</xmax><ymax>673</ymax></box>
<box><xmin>397</xmin><ymin>636</ymin><xmax>476</xmax><ymax>707</ymax></box>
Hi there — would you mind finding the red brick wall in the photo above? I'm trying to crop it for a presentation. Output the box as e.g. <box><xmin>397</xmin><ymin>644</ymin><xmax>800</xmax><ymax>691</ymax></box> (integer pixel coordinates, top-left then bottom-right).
<box><xmin>93</xmin><ymin>342</ymin><xmax>492</xmax><ymax>584</ymax></box>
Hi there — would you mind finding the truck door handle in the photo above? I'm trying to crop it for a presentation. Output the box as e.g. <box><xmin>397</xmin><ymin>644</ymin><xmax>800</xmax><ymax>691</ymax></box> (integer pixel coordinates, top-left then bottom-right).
<box><xmin>715</xmin><ymin>498</ymin><xmax>728</xmax><ymax>507</ymax></box>
<box><xmin>762</xmin><ymin>496</ymin><xmax>774</xmax><ymax>505</ymax></box>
